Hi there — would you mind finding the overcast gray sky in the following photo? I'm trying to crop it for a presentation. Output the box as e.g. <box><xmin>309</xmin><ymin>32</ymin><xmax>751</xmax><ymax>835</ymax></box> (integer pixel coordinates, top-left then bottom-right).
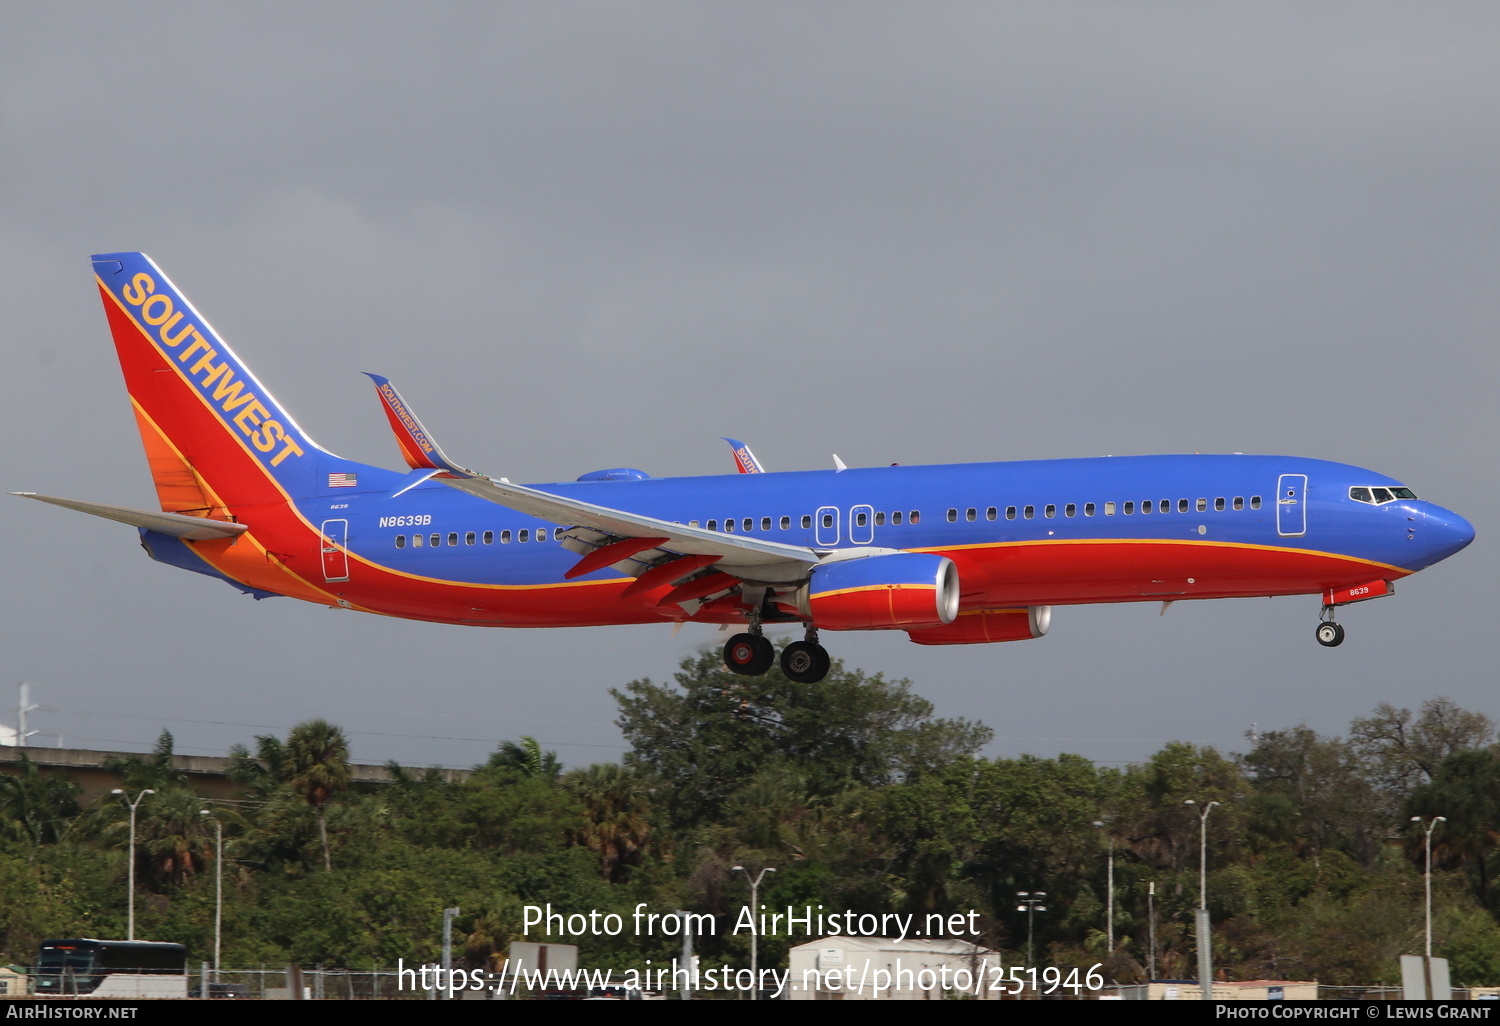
<box><xmin>2</xmin><ymin>3</ymin><xmax>1495</xmax><ymax>770</ymax></box>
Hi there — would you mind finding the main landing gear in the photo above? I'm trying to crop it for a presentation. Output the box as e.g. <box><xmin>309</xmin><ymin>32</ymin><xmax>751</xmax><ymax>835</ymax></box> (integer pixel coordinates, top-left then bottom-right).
<box><xmin>723</xmin><ymin>621</ymin><xmax>832</xmax><ymax>683</ymax></box>
<box><xmin>1316</xmin><ymin>607</ymin><xmax>1345</xmax><ymax>648</ymax></box>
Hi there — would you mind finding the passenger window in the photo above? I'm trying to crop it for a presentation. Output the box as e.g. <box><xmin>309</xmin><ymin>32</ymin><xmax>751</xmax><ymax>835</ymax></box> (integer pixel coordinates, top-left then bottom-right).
<box><xmin>1142</xmin><ymin>500</ymin><xmax>1153</xmax><ymax>514</ymax></box>
<box><xmin>802</xmin><ymin>515</ymin><xmax>812</xmax><ymax>529</ymax></box>
<box><xmin>725</xmin><ymin>519</ymin><xmax>736</xmax><ymax>533</ymax></box>
<box><xmin>466</xmin><ymin>532</ymin><xmax>476</xmax><ymax>545</ymax></box>
<box><xmin>448</xmin><ymin>532</ymin><xmax>459</xmax><ymax>546</ymax></box>
<box><xmin>1085</xmin><ymin>503</ymin><xmax>1096</xmax><ymax>516</ymax></box>
<box><xmin>1178</xmin><ymin>499</ymin><xmax>1189</xmax><ymax>513</ymax></box>
<box><xmin>1104</xmin><ymin>502</ymin><xmax>1116</xmax><ymax>515</ymax></box>
<box><xmin>910</xmin><ymin>511</ymin><xmax>921</xmax><ymax>524</ymax></box>
<box><xmin>395</xmin><ymin>535</ymin><xmax>406</xmax><ymax>549</ymax></box>
<box><xmin>689</xmin><ymin>520</ymin><xmax>700</xmax><ymax>527</ymax></box>
<box><xmin>1044</xmin><ymin>504</ymin><xmax>1056</xmax><ymax>518</ymax></box>
<box><xmin>965</xmin><ymin>508</ymin><xmax>976</xmax><ymax>522</ymax></box>
<box><xmin>1214</xmin><ymin>498</ymin><xmax>1225</xmax><ymax>512</ymax></box>
<box><xmin>822</xmin><ymin>514</ymin><xmax>834</xmax><ymax>528</ymax></box>
<box><xmin>875</xmin><ymin>512</ymin><xmax>885</xmax><ymax>526</ymax></box>
<box><xmin>891</xmin><ymin>511</ymin><xmax>903</xmax><ymax>525</ymax></box>
<box><xmin>519</xmin><ymin>529</ymin><xmax>530</xmax><ymax>543</ymax></box>
<box><xmin>1006</xmin><ymin>506</ymin><xmax>1017</xmax><ymax>520</ymax></box>
<box><xmin>1251</xmin><ymin>496</ymin><xmax>1262</xmax><ymax>509</ymax></box>
<box><xmin>1065</xmin><ymin>503</ymin><xmax>1076</xmax><ymax>517</ymax></box>
<box><xmin>1123</xmin><ymin>501</ymin><xmax>1134</xmax><ymax>515</ymax></box>
<box><xmin>947</xmin><ymin>508</ymin><xmax>958</xmax><ymax>522</ymax></box>
<box><xmin>743</xmin><ymin>518</ymin><xmax>753</xmax><ymax>532</ymax></box>
<box><xmin>483</xmin><ymin>531</ymin><xmax>494</xmax><ymax>544</ymax></box>
<box><xmin>1023</xmin><ymin>505</ymin><xmax>1035</xmax><ymax>519</ymax></box>
<box><xmin>537</xmin><ymin>529</ymin><xmax>548</xmax><ymax>542</ymax></box>
<box><xmin>708</xmin><ymin>520</ymin><xmax>718</xmax><ymax>531</ymax></box>
<box><xmin>1160</xmin><ymin>499</ymin><xmax>1170</xmax><ymax>513</ymax></box>
<box><xmin>430</xmin><ymin>533</ymin><xmax>441</xmax><ymax>547</ymax></box>
<box><xmin>413</xmin><ymin>534</ymin><xmax>424</xmax><ymax>547</ymax></box>
<box><xmin>1196</xmin><ymin>498</ymin><xmax>1207</xmax><ymax>512</ymax></box>
<box><xmin>1233</xmin><ymin>497</ymin><xmax>1244</xmax><ymax>511</ymax></box>
<box><xmin>856</xmin><ymin>512</ymin><xmax>869</xmax><ymax>527</ymax></box>
<box><xmin>986</xmin><ymin>506</ymin><xmax>997</xmax><ymax>521</ymax></box>
<box><xmin>780</xmin><ymin>516</ymin><xmax>790</xmax><ymax>529</ymax></box>
<box><xmin>761</xmin><ymin>517</ymin><xmax>771</xmax><ymax>531</ymax></box>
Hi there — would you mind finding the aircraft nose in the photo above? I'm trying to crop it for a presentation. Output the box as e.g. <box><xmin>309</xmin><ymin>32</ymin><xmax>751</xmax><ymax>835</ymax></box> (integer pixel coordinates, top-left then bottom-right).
<box><xmin>1416</xmin><ymin>506</ymin><xmax>1475</xmax><ymax>566</ymax></box>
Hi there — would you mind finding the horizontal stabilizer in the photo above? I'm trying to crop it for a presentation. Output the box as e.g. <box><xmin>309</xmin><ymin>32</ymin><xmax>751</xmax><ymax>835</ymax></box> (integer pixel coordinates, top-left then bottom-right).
<box><xmin>12</xmin><ymin>493</ymin><xmax>248</xmax><ymax>541</ymax></box>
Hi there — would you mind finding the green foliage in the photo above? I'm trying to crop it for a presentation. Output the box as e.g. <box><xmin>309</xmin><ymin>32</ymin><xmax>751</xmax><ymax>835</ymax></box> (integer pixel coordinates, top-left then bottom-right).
<box><xmin>613</xmin><ymin>647</ymin><xmax>991</xmax><ymax>828</ymax></box>
<box><xmin>6</xmin><ymin>671</ymin><xmax>1500</xmax><ymax>993</ymax></box>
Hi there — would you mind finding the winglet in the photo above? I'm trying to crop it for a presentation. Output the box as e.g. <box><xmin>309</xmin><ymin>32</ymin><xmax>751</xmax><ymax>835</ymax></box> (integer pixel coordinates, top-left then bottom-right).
<box><xmin>363</xmin><ymin>373</ymin><xmax>476</xmax><ymax>478</ymax></box>
<box><xmin>722</xmin><ymin>438</ymin><xmax>765</xmax><ymax>474</ymax></box>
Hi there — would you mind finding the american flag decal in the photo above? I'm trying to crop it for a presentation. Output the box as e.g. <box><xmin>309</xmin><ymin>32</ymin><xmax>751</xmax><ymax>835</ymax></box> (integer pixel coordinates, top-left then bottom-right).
<box><xmin>328</xmin><ymin>472</ymin><xmax>358</xmax><ymax>488</ymax></box>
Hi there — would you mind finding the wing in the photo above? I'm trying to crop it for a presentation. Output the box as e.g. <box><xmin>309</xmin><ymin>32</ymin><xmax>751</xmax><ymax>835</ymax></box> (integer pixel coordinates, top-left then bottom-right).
<box><xmin>367</xmin><ymin>378</ymin><xmax>824</xmax><ymax>596</ymax></box>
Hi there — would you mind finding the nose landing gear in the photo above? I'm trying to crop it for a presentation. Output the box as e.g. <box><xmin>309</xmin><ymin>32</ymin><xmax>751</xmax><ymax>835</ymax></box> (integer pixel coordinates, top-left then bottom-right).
<box><xmin>1316</xmin><ymin>608</ymin><xmax>1345</xmax><ymax>648</ymax></box>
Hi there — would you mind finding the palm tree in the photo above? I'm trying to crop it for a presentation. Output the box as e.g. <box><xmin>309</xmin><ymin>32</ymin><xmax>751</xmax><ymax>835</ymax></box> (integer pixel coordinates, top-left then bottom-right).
<box><xmin>284</xmin><ymin>720</ymin><xmax>351</xmax><ymax>870</ymax></box>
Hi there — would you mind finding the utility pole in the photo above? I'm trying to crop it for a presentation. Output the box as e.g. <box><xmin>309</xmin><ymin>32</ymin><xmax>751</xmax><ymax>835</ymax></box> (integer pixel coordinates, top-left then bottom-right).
<box><xmin>112</xmin><ymin>789</ymin><xmax>155</xmax><ymax>940</ymax></box>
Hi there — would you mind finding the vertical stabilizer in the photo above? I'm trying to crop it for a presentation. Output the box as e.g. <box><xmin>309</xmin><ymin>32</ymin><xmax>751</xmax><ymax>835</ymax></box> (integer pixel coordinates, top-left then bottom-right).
<box><xmin>92</xmin><ymin>253</ymin><xmax>335</xmax><ymax>511</ymax></box>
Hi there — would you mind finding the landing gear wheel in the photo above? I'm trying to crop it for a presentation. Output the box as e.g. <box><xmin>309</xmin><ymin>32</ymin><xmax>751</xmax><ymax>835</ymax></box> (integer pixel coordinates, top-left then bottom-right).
<box><xmin>1316</xmin><ymin>621</ymin><xmax>1345</xmax><ymax>648</ymax></box>
<box><xmin>724</xmin><ymin>633</ymin><xmax>775</xmax><ymax>676</ymax></box>
<box><xmin>781</xmin><ymin>640</ymin><xmax>832</xmax><ymax>684</ymax></box>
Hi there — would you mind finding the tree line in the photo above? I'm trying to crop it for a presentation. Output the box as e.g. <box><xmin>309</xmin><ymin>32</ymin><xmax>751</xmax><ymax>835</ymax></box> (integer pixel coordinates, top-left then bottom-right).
<box><xmin>2</xmin><ymin>647</ymin><xmax>1499</xmax><ymax>989</ymax></box>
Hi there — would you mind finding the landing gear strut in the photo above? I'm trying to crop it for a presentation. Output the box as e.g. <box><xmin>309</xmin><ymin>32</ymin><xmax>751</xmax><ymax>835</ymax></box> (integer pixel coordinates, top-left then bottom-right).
<box><xmin>1316</xmin><ymin>607</ymin><xmax>1345</xmax><ymax>648</ymax></box>
<box><xmin>781</xmin><ymin>628</ymin><xmax>831</xmax><ymax>684</ymax></box>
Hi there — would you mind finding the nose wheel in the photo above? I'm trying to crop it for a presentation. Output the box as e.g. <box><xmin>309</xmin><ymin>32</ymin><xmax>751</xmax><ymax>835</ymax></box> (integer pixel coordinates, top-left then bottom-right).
<box><xmin>1316</xmin><ymin>610</ymin><xmax>1345</xmax><ymax>648</ymax></box>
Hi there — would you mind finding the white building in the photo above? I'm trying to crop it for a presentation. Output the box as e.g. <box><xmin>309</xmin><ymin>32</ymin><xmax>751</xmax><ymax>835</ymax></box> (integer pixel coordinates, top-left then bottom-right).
<box><xmin>787</xmin><ymin>936</ymin><xmax>999</xmax><ymax>1001</ymax></box>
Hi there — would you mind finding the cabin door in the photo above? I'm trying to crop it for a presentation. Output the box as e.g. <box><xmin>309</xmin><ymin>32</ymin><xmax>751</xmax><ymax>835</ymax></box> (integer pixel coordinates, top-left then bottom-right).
<box><xmin>1276</xmin><ymin>475</ymin><xmax>1307</xmax><ymax>537</ymax></box>
<box><xmin>320</xmin><ymin>519</ymin><xmax>350</xmax><ymax>582</ymax></box>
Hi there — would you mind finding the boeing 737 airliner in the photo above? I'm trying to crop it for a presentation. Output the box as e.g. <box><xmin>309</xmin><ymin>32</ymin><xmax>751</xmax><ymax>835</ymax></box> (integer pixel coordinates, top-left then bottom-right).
<box><xmin>14</xmin><ymin>253</ymin><xmax>1475</xmax><ymax>683</ymax></box>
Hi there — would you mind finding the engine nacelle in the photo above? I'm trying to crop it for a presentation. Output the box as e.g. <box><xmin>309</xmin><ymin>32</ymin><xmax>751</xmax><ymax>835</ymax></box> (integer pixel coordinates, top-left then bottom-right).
<box><xmin>799</xmin><ymin>553</ymin><xmax>960</xmax><ymax>631</ymax></box>
<box><xmin>906</xmin><ymin>606</ymin><xmax>1051</xmax><ymax>646</ymax></box>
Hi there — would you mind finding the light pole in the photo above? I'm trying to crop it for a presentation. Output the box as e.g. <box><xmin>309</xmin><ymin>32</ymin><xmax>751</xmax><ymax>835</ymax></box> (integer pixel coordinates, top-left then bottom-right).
<box><xmin>1093</xmin><ymin>820</ymin><xmax>1114</xmax><ymax>951</ymax></box>
<box><xmin>1412</xmin><ymin>816</ymin><xmax>1446</xmax><ymax>958</ymax></box>
<box><xmin>1184</xmin><ymin>799</ymin><xmax>1219</xmax><ymax>1001</ymax></box>
<box><xmin>1147</xmin><ymin>881</ymin><xmax>1157</xmax><ymax>980</ymax></box>
<box><xmin>199</xmin><ymin>810</ymin><xmax>223</xmax><ymax>980</ymax></box>
<box><xmin>112</xmin><ymin>788</ymin><xmax>155</xmax><ymax>940</ymax></box>
<box><xmin>1016</xmin><ymin>892</ymin><xmax>1047</xmax><ymax>966</ymax></box>
<box><xmin>731</xmin><ymin>865</ymin><xmax>775</xmax><ymax>1000</ymax></box>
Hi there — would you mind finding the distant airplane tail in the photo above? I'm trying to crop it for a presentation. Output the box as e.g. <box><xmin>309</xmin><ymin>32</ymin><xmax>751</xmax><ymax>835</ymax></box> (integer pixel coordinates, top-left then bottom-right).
<box><xmin>91</xmin><ymin>252</ymin><xmax>353</xmax><ymax>513</ymax></box>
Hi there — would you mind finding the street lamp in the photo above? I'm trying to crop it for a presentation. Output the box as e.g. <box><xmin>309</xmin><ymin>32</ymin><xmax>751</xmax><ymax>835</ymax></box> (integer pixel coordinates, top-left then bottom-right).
<box><xmin>1093</xmin><ymin>820</ymin><xmax>1114</xmax><ymax>951</ymax></box>
<box><xmin>1412</xmin><ymin>816</ymin><xmax>1447</xmax><ymax>958</ymax></box>
<box><xmin>112</xmin><ymin>789</ymin><xmax>155</xmax><ymax>940</ymax></box>
<box><xmin>199</xmin><ymin>810</ymin><xmax>223</xmax><ymax>980</ymax></box>
<box><xmin>731</xmin><ymin>865</ymin><xmax>775</xmax><ymax>1000</ymax></box>
<box><xmin>1184</xmin><ymin>799</ymin><xmax>1219</xmax><ymax>1001</ymax></box>
<box><xmin>1015</xmin><ymin>891</ymin><xmax>1047</xmax><ymax>966</ymax></box>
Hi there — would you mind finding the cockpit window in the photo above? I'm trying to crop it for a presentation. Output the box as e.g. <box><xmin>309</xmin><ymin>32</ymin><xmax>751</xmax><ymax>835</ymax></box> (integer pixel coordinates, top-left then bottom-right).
<box><xmin>1350</xmin><ymin>485</ymin><xmax>1417</xmax><ymax>505</ymax></box>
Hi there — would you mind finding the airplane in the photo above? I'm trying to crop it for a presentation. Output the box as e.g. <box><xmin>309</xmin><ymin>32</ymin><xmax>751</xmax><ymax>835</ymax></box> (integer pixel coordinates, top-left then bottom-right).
<box><xmin>13</xmin><ymin>252</ymin><xmax>1476</xmax><ymax>685</ymax></box>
